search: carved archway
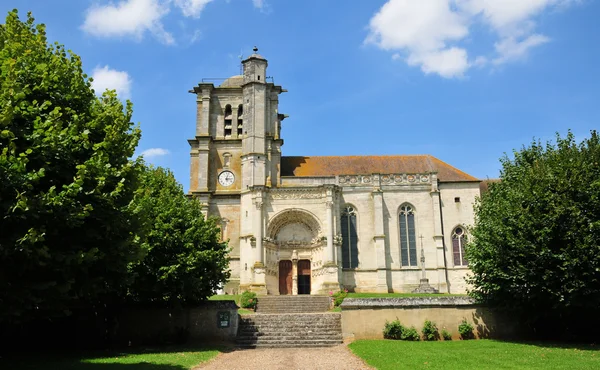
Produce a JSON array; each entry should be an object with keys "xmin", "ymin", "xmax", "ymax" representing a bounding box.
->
[{"xmin": 267, "ymin": 209, "xmax": 322, "ymax": 243}]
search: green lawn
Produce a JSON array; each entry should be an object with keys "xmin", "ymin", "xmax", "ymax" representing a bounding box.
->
[
  {"xmin": 1, "ymin": 346, "xmax": 220, "ymax": 370},
  {"xmin": 349, "ymin": 339, "xmax": 599, "ymax": 370},
  {"xmin": 208, "ymin": 294, "xmax": 241, "ymax": 304}
]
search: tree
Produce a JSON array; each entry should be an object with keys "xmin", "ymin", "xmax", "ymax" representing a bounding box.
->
[
  {"xmin": 0, "ymin": 11, "xmax": 143, "ymax": 324},
  {"xmin": 466, "ymin": 131, "xmax": 600, "ymax": 338},
  {"xmin": 127, "ymin": 165, "xmax": 230, "ymax": 305}
]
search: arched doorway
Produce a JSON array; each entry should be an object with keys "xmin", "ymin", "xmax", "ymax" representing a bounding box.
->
[
  {"xmin": 279, "ymin": 260, "xmax": 292, "ymax": 295},
  {"xmin": 297, "ymin": 259, "xmax": 311, "ymax": 295}
]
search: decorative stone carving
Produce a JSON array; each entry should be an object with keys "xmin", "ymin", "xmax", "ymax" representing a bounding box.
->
[
  {"xmin": 337, "ymin": 173, "xmax": 432, "ymax": 186},
  {"xmin": 270, "ymin": 189, "xmax": 324, "ymax": 200}
]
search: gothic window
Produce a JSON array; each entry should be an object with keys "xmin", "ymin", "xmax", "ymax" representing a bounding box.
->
[
  {"xmin": 237, "ymin": 104, "xmax": 243, "ymax": 136},
  {"xmin": 224, "ymin": 104, "xmax": 232, "ymax": 137},
  {"xmin": 452, "ymin": 226, "xmax": 468, "ymax": 266},
  {"xmin": 399, "ymin": 204, "xmax": 417, "ymax": 267},
  {"xmin": 341, "ymin": 205, "xmax": 358, "ymax": 269}
]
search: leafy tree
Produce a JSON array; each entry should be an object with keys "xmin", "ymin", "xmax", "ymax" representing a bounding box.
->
[
  {"xmin": 467, "ymin": 131, "xmax": 600, "ymax": 338},
  {"xmin": 0, "ymin": 11, "xmax": 143, "ymax": 323},
  {"xmin": 127, "ymin": 166, "xmax": 230, "ymax": 305}
]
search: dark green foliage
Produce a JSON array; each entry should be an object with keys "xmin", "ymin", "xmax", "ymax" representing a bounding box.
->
[
  {"xmin": 332, "ymin": 289, "xmax": 348, "ymax": 307},
  {"xmin": 127, "ymin": 166, "xmax": 230, "ymax": 305},
  {"xmin": 422, "ymin": 320, "xmax": 440, "ymax": 341},
  {"xmin": 458, "ymin": 319, "xmax": 474, "ymax": 340},
  {"xmin": 383, "ymin": 320, "xmax": 404, "ymax": 340},
  {"xmin": 401, "ymin": 326, "xmax": 420, "ymax": 341},
  {"xmin": 441, "ymin": 329, "xmax": 452, "ymax": 340},
  {"xmin": 0, "ymin": 10, "xmax": 143, "ymax": 324},
  {"xmin": 466, "ymin": 131, "xmax": 600, "ymax": 338},
  {"xmin": 240, "ymin": 291, "xmax": 257, "ymax": 310},
  {"xmin": 383, "ymin": 320, "xmax": 419, "ymax": 341}
]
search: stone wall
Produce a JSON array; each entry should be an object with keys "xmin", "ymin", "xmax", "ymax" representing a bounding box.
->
[
  {"xmin": 340, "ymin": 297, "xmax": 517, "ymax": 340},
  {"xmin": 116, "ymin": 301, "xmax": 239, "ymax": 345}
]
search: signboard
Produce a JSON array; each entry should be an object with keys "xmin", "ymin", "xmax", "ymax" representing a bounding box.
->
[{"xmin": 217, "ymin": 311, "xmax": 230, "ymax": 328}]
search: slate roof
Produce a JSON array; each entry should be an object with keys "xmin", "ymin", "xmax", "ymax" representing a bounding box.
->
[{"xmin": 280, "ymin": 155, "xmax": 479, "ymax": 183}]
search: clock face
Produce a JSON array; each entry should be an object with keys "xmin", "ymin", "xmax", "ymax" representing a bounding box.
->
[{"xmin": 218, "ymin": 171, "xmax": 235, "ymax": 187}]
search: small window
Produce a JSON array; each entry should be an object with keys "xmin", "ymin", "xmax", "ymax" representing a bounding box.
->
[
  {"xmin": 257, "ymin": 75, "xmax": 261, "ymax": 80},
  {"xmin": 452, "ymin": 227, "xmax": 468, "ymax": 266},
  {"xmin": 455, "ymin": 197, "xmax": 461, "ymax": 203},
  {"xmin": 224, "ymin": 105, "xmax": 232, "ymax": 137}
]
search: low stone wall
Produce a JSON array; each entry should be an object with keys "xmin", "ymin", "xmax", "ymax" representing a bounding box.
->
[
  {"xmin": 340, "ymin": 297, "xmax": 517, "ymax": 340},
  {"xmin": 116, "ymin": 301, "xmax": 239, "ymax": 345}
]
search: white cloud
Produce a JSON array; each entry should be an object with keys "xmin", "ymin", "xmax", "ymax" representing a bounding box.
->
[
  {"xmin": 82, "ymin": 0, "xmax": 173, "ymax": 44},
  {"xmin": 140, "ymin": 148, "xmax": 170, "ymax": 158},
  {"xmin": 82, "ymin": 0, "xmax": 266, "ymax": 43},
  {"xmin": 493, "ymin": 34, "xmax": 550, "ymax": 65},
  {"xmin": 174, "ymin": 0, "xmax": 214, "ymax": 18},
  {"xmin": 366, "ymin": 0, "xmax": 576, "ymax": 78},
  {"xmin": 91, "ymin": 66, "xmax": 132, "ymax": 99}
]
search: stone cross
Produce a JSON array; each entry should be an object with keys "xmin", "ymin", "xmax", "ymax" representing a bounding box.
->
[{"xmin": 419, "ymin": 235, "xmax": 426, "ymax": 280}]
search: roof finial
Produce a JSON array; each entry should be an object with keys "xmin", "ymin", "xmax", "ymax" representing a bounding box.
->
[{"xmin": 253, "ymin": 46, "xmax": 258, "ymax": 53}]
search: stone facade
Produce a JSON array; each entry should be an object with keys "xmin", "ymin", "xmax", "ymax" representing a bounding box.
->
[{"xmin": 188, "ymin": 49, "xmax": 480, "ymax": 295}]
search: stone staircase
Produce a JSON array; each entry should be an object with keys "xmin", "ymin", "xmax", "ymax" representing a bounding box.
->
[
  {"xmin": 237, "ymin": 296, "xmax": 342, "ymax": 348},
  {"xmin": 256, "ymin": 295, "xmax": 331, "ymax": 314}
]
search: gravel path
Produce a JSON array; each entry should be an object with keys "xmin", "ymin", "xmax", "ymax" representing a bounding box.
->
[{"xmin": 194, "ymin": 345, "xmax": 372, "ymax": 370}]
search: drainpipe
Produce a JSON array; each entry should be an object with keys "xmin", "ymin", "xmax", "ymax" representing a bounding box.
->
[{"xmin": 438, "ymin": 191, "xmax": 451, "ymax": 294}]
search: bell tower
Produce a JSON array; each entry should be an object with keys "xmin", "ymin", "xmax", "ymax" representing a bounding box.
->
[{"xmin": 241, "ymin": 47, "xmax": 269, "ymax": 187}]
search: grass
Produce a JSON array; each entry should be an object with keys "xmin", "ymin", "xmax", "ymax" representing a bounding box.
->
[
  {"xmin": 1, "ymin": 345, "xmax": 221, "ymax": 370},
  {"xmin": 208, "ymin": 294, "xmax": 241, "ymax": 305},
  {"xmin": 349, "ymin": 339, "xmax": 600, "ymax": 370}
]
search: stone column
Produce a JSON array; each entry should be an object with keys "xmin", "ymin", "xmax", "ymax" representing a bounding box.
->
[
  {"xmin": 254, "ymin": 200, "xmax": 264, "ymax": 266},
  {"xmin": 292, "ymin": 251, "xmax": 298, "ymax": 296},
  {"xmin": 252, "ymin": 198, "xmax": 267, "ymax": 294},
  {"xmin": 430, "ymin": 173, "xmax": 449, "ymax": 293},
  {"xmin": 231, "ymin": 106, "xmax": 239, "ymax": 139},
  {"xmin": 326, "ymin": 201, "xmax": 335, "ymax": 264},
  {"xmin": 372, "ymin": 188, "xmax": 388, "ymax": 293}
]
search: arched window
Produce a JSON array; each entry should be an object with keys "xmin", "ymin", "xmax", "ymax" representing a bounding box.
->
[
  {"xmin": 237, "ymin": 104, "xmax": 243, "ymax": 136},
  {"xmin": 452, "ymin": 226, "xmax": 468, "ymax": 266},
  {"xmin": 399, "ymin": 204, "xmax": 417, "ymax": 267},
  {"xmin": 341, "ymin": 205, "xmax": 358, "ymax": 269},
  {"xmin": 224, "ymin": 105, "xmax": 232, "ymax": 137}
]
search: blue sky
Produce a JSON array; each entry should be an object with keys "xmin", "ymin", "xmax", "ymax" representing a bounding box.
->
[{"xmin": 3, "ymin": 0, "xmax": 599, "ymax": 190}]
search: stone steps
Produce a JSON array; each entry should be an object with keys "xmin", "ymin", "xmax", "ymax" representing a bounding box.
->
[
  {"xmin": 237, "ymin": 312, "xmax": 343, "ymax": 348},
  {"xmin": 256, "ymin": 295, "xmax": 331, "ymax": 314}
]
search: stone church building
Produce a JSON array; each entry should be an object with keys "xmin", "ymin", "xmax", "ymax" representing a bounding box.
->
[{"xmin": 188, "ymin": 49, "xmax": 480, "ymax": 295}]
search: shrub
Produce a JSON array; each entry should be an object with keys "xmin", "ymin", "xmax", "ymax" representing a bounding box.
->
[
  {"xmin": 240, "ymin": 291, "xmax": 257, "ymax": 310},
  {"xmin": 441, "ymin": 328, "xmax": 452, "ymax": 341},
  {"xmin": 422, "ymin": 320, "xmax": 440, "ymax": 341},
  {"xmin": 458, "ymin": 319, "xmax": 475, "ymax": 340},
  {"xmin": 383, "ymin": 320, "xmax": 404, "ymax": 340},
  {"xmin": 401, "ymin": 326, "xmax": 421, "ymax": 341},
  {"xmin": 331, "ymin": 289, "xmax": 348, "ymax": 307}
]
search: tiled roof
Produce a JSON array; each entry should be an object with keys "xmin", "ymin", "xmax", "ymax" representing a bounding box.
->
[{"xmin": 280, "ymin": 155, "xmax": 479, "ymax": 183}]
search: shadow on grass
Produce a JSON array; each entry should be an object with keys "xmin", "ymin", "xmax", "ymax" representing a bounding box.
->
[
  {"xmin": 493, "ymin": 340, "xmax": 600, "ymax": 352},
  {"xmin": 1, "ymin": 344, "xmax": 232, "ymax": 370}
]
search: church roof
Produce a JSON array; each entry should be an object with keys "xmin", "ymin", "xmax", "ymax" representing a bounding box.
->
[
  {"xmin": 280, "ymin": 155, "xmax": 479, "ymax": 182},
  {"xmin": 219, "ymin": 75, "xmax": 244, "ymax": 88}
]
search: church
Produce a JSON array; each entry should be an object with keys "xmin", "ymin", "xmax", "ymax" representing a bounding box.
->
[{"xmin": 187, "ymin": 49, "xmax": 480, "ymax": 295}]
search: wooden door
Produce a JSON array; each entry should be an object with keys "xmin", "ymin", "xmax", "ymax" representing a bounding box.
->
[
  {"xmin": 279, "ymin": 260, "xmax": 293, "ymax": 295},
  {"xmin": 297, "ymin": 260, "xmax": 311, "ymax": 295}
]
